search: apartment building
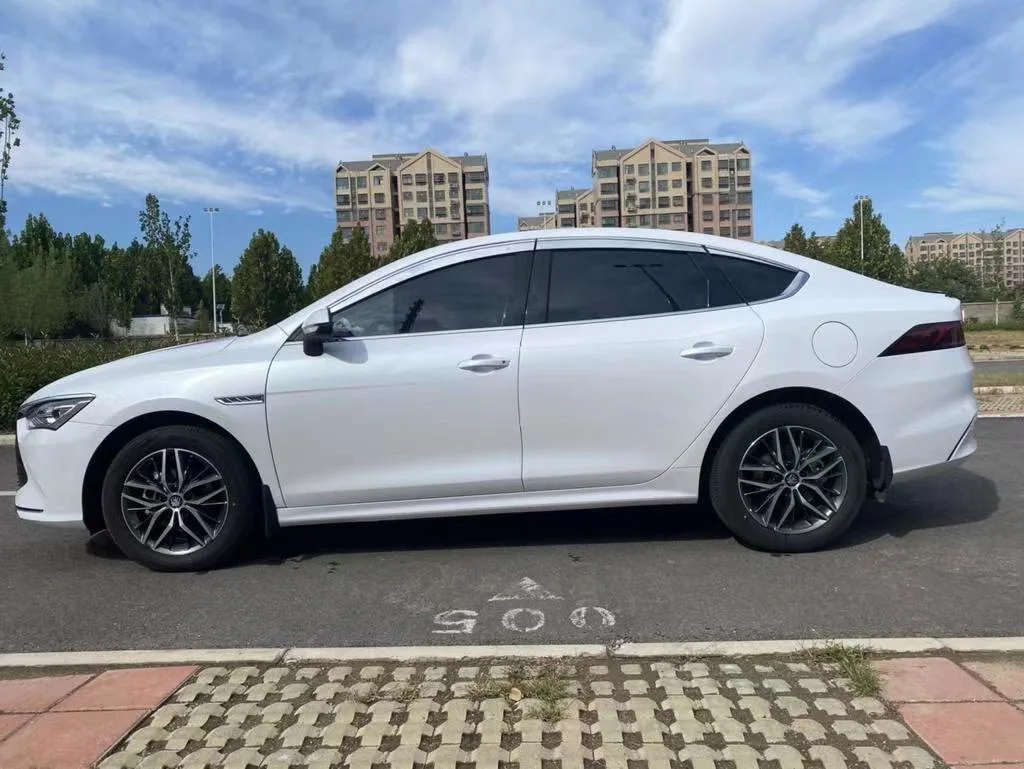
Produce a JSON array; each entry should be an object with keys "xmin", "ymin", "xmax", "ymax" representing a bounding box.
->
[
  {"xmin": 334, "ymin": 148, "xmax": 490, "ymax": 256},
  {"xmin": 524, "ymin": 138, "xmax": 754, "ymax": 240},
  {"xmin": 906, "ymin": 228, "xmax": 1024, "ymax": 286},
  {"xmin": 516, "ymin": 212, "xmax": 558, "ymax": 231}
]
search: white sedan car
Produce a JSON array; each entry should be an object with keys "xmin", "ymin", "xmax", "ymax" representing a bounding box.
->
[{"xmin": 15, "ymin": 229, "xmax": 977, "ymax": 571}]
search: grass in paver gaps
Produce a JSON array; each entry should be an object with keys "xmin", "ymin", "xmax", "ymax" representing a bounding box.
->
[
  {"xmin": 466, "ymin": 661, "xmax": 572, "ymax": 723},
  {"xmin": 806, "ymin": 642, "xmax": 881, "ymax": 697}
]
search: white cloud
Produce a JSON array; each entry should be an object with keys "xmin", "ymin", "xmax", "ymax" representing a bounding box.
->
[{"xmin": 762, "ymin": 170, "xmax": 835, "ymax": 219}]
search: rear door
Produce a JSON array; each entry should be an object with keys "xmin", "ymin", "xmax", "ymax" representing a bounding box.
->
[{"xmin": 517, "ymin": 239, "xmax": 766, "ymax": 491}]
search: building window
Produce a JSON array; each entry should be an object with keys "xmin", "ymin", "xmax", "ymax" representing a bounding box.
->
[
  {"xmin": 702, "ymin": 193, "xmax": 713, "ymax": 205},
  {"xmin": 638, "ymin": 163, "xmax": 650, "ymax": 175},
  {"xmin": 720, "ymin": 227, "xmax": 732, "ymax": 237},
  {"xmin": 702, "ymin": 178, "xmax": 713, "ymax": 188},
  {"xmin": 373, "ymin": 175, "xmax": 384, "ymax": 186},
  {"xmin": 466, "ymin": 171, "xmax": 487, "ymax": 184},
  {"xmin": 639, "ymin": 181, "xmax": 650, "ymax": 193},
  {"xmin": 468, "ymin": 221, "xmax": 486, "ymax": 233},
  {"xmin": 413, "ymin": 191, "xmax": 426, "ymax": 203},
  {"xmin": 450, "ymin": 188, "xmax": 460, "ymax": 201},
  {"xmin": 466, "ymin": 204, "xmax": 486, "ymax": 217},
  {"xmin": 401, "ymin": 174, "xmax": 413, "ymax": 185},
  {"xmin": 720, "ymin": 210, "xmax": 731, "ymax": 221},
  {"xmin": 403, "ymin": 207, "xmax": 413, "ymax": 219},
  {"xmin": 701, "ymin": 160, "xmax": 712, "ymax": 171},
  {"xmin": 737, "ymin": 209, "xmax": 751, "ymax": 220},
  {"xmin": 466, "ymin": 188, "xmax": 484, "ymax": 200},
  {"xmin": 671, "ymin": 161, "xmax": 682, "ymax": 172},
  {"xmin": 558, "ymin": 203, "xmax": 575, "ymax": 214},
  {"xmin": 596, "ymin": 166, "xmax": 617, "ymax": 179},
  {"xmin": 658, "ymin": 214, "xmax": 671, "ymax": 224},
  {"xmin": 600, "ymin": 182, "xmax": 618, "ymax": 195},
  {"xmin": 672, "ymin": 178, "xmax": 682, "ymax": 189},
  {"xmin": 435, "ymin": 223, "xmax": 448, "ymax": 235},
  {"xmin": 358, "ymin": 209, "xmax": 369, "ymax": 221},
  {"xmin": 624, "ymin": 164, "xmax": 635, "ymax": 175},
  {"xmin": 435, "ymin": 206, "xmax": 447, "ymax": 218},
  {"xmin": 336, "ymin": 194, "xmax": 350, "ymax": 206},
  {"xmin": 580, "ymin": 214, "xmax": 589, "ymax": 224},
  {"xmin": 737, "ymin": 158, "xmax": 751, "ymax": 170},
  {"xmin": 337, "ymin": 210, "xmax": 352, "ymax": 222},
  {"xmin": 737, "ymin": 175, "xmax": 751, "ymax": 186},
  {"xmin": 356, "ymin": 176, "xmax": 367, "ymax": 188},
  {"xmin": 435, "ymin": 190, "xmax": 445, "ymax": 202},
  {"xmin": 375, "ymin": 225, "xmax": 386, "ymax": 236},
  {"xmin": 719, "ymin": 192, "xmax": 732, "ymax": 204},
  {"xmin": 672, "ymin": 213, "xmax": 684, "ymax": 223},
  {"xmin": 434, "ymin": 173, "xmax": 445, "ymax": 184},
  {"xmin": 639, "ymin": 215, "xmax": 651, "ymax": 226},
  {"xmin": 738, "ymin": 225, "xmax": 752, "ymax": 237},
  {"xmin": 417, "ymin": 207, "xmax": 428, "ymax": 219},
  {"xmin": 375, "ymin": 209, "xmax": 386, "ymax": 221},
  {"xmin": 415, "ymin": 173, "xmax": 427, "ymax": 185},
  {"xmin": 738, "ymin": 191, "xmax": 752, "ymax": 204},
  {"xmin": 452, "ymin": 225, "xmax": 463, "ymax": 237},
  {"xmin": 335, "ymin": 177, "xmax": 348, "ymax": 189},
  {"xmin": 451, "ymin": 203, "xmax": 460, "ymax": 218},
  {"xmin": 719, "ymin": 160, "xmax": 730, "ymax": 171},
  {"xmin": 374, "ymin": 193, "xmax": 385, "ymax": 204},
  {"xmin": 672, "ymin": 196, "xmax": 684, "ymax": 207},
  {"xmin": 341, "ymin": 228, "xmax": 353, "ymax": 239},
  {"xmin": 639, "ymin": 197, "xmax": 651, "ymax": 209},
  {"xmin": 357, "ymin": 193, "xmax": 369, "ymax": 205},
  {"xmin": 601, "ymin": 216, "xmax": 617, "ymax": 227},
  {"xmin": 657, "ymin": 180, "xmax": 668, "ymax": 192},
  {"xmin": 559, "ymin": 217, "xmax": 573, "ymax": 227},
  {"xmin": 448, "ymin": 172, "xmax": 459, "ymax": 184},
  {"xmin": 626, "ymin": 216, "xmax": 636, "ymax": 226},
  {"xmin": 601, "ymin": 199, "xmax": 618, "ymax": 211},
  {"xmin": 703, "ymin": 227, "xmax": 713, "ymax": 234},
  {"xmin": 658, "ymin": 197, "xmax": 670, "ymax": 209},
  {"xmin": 703, "ymin": 211, "xmax": 713, "ymax": 221},
  {"xmin": 719, "ymin": 178, "xmax": 731, "ymax": 189},
  {"xmin": 656, "ymin": 162, "xmax": 668, "ymax": 175},
  {"xmin": 402, "ymin": 191, "xmax": 413, "ymax": 201}
]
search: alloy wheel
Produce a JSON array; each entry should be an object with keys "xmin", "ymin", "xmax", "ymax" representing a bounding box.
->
[
  {"xmin": 736, "ymin": 425, "xmax": 848, "ymax": 534},
  {"xmin": 120, "ymin": 448, "xmax": 230, "ymax": 555}
]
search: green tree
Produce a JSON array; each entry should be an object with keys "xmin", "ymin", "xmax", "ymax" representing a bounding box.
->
[
  {"xmin": 138, "ymin": 194, "xmax": 196, "ymax": 341},
  {"xmin": 782, "ymin": 223, "xmax": 809, "ymax": 256},
  {"xmin": 977, "ymin": 221, "xmax": 1007, "ymax": 297},
  {"xmin": 231, "ymin": 229, "xmax": 304, "ymax": 330},
  {"xmin": 103, "ymin": 240, "xmax": 145, "ymax": 330},
  {"xmin": 201, "ymin": 265, "xmax": 232, "ymax": 326},
  {"xmin": 385, "ymin": 219, "xmax": 438, "ymax": 264},
  {"xmin": 907, "ymin": 257, "xmax": 985, "ymax": 302},
  {"xmin": 0, "ymin": 52, "xmax": 21, "ymax": 234},
  {"xmin": 828, "ymin": 197, "xmax": 908, "ymax": 285},
  {"xmin": 0, "ymin": 248, "xmax": 72, "ymax": 341},
  {"xmin": 308, "ymin": 225, "xmax": 375, "ymax": 300}
]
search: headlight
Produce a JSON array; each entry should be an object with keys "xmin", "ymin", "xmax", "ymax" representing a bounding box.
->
[{"xmin": 18, "ymin": 395, "xmax": 95, "ymax": 430}]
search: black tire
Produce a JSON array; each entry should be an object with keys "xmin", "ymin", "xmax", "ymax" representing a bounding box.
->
[
  {"xmin": 100, "ymin": 425, "xmax": 257, "ymax": 572},
  {"xmin": 708, "ymin": 402, "xmax": 867, "ymax": 552}
]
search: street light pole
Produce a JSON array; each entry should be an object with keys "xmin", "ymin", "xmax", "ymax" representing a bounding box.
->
[
  {"xmin": 203, "ymin": 207, "xmax": 219, "ymax": 333},
  {"xmin": 855, "ymin": 195, "xmax": 869, "ymax": 269}
]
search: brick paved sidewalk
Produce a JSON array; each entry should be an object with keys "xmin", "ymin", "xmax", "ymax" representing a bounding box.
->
[
  {"xmin": 1, "ymin": 654, "xmax": 1023, "ymax": 768},
  {"xmin": 977, "ymin": 391, "xmax": 1024, "ymax": 414}
]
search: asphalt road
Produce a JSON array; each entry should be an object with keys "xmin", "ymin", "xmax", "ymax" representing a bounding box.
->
[
  {"xmin": 975, "ymin": 358, "xmax": 1024, "ymax": 373},
  {"xmin": 2, "ymin": 419, "xmax": 1023, "ymax": 653}
]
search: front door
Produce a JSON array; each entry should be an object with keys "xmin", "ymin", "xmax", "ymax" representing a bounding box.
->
[
  {"xmin": 518, "ymin": 240, "xmax": 765, "ymax": 491},
  {"xmin": 265, "ymin": 243, "xmax": 534, "ymax": 508}
]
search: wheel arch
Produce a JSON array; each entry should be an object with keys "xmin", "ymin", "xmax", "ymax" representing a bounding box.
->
[
  {"xmin": 81, "ymin": 410, "xmax": 265, "ymax": 534},
  {"xmin": 698, "ymin": 386, "xmax": 883, "ymax": 503}
]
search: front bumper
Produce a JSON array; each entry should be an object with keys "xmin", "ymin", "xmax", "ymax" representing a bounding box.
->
[{"xmin": 15, "ymin": 418, "xmax": 111, "ymax": 529}]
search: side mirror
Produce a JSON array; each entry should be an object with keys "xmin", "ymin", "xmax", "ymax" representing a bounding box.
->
[{"xmin": 301, "ymin": 308, "xmax": 334, "ymax": 357}]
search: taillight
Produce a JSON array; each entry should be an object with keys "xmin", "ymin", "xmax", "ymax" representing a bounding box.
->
[{"xmin": 879, "ymin": 321, "xmax": 966, "ymax": 357}]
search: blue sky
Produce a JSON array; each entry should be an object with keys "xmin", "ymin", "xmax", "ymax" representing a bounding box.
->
[{"xmin": 2, "ymin": 0, "xmax": 1023, "ymax": 278}]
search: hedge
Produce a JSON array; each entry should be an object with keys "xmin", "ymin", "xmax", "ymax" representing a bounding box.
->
[{"xmin": 0, "ymin": 339, "xmax": 178, "ymax": 429}]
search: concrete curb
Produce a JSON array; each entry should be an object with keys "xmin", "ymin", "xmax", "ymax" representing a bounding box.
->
[
  {"xmin": 1, "ymin": 638, "xmax": 1023, "ymax": 668},
  {"xmin": 0, "ymin": 434, "xmax": 12, "ymax": 446},
  {"xmin": 978, "ymin": 412, "xmax": 1024, "ymax": 419},
  {"xmin": 975, "ymin": 385, "xmax": 1024, "ymax": 394}
]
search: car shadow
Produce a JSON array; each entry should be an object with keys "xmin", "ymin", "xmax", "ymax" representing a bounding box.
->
[{"xmin": 83, "ymin": 466, "xmax": 1000, "ymax": 567}]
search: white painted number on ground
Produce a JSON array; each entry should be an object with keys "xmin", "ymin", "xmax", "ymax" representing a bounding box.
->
[
  {"xmin": 432, "ymin": 576, "xmax": 616, "ymax": 635},
  {"xmin": 570, "ymin": 606, "xmax": 616, "ymax": 628},
  {"xmin": 432, "ymin": 609, "xmax": 478, "ymax": 634},
  {"xmin": 501, "ymin": 607, "xmax": 545, "ymax": 633}
]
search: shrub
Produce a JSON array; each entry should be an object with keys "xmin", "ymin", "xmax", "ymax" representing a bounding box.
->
[{"xmin": 0, "ymin": 338, "xmax": 178, "ymax": 429}]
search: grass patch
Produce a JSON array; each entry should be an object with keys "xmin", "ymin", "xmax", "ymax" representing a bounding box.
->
[
  {"xmin": 806, "ymin": 642, "xmax": 880, "ymax": 697},
  {"xmin": 466, "ymin": 661, "xmax": 571, "ymax": 721},
  {"xmin": 974, "ymin": 370, "xmax": 1024, "ymax": 387},
  {"xmin": 966, "ymin": 328, "xmax": 1024, "ymax": 350}
]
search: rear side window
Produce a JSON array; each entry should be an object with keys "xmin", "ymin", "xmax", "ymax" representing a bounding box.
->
[
  {"xmin": 539, "ymin": 247, "xmax": 743, "ymax": 324},
  {"xmin": 708, "ymin": 253, "xmax": 798, "ymax": 303}
]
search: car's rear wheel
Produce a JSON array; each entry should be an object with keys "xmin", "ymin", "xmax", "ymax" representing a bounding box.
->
[
  {"xmin": 708, "ymin": 402, "xmax": 867, "ymax": 552},
  {"xmin": 100, "ymin": 425, "xmax": 256, "ymax": 571}
]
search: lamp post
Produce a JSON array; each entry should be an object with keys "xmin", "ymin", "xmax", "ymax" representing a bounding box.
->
[
  {"xmin": 855, "ymin": 195, "xmax": 869, "ymax": 269},
  {"xmin": 203, "ymin": 207, "xmax": 219, "ymax": 333}
]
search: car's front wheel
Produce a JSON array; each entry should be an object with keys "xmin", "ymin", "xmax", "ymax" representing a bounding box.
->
[
  {"xmin": 100, "ymin": 425, "xmax": 256, "ymax": 571},
  {"xmin": 708, "ymin": 402, "xmax": 867, "ymax": 552}
]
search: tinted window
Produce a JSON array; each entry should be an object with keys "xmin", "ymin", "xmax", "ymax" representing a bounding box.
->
[
  {"xmin": 543, "ymin": 248, "xmax": 742, "ymax": 324},
  {"xmin": 709, "ymin": 253, "xmax": 798, "ymax": 303},
  {"xmin": 333, "ymin": 252, "xmax": 529, "ymax": 337}
]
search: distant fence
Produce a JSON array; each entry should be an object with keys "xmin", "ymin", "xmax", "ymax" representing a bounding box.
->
[{"xmin": 962, "ymin": 301, "xmax": 1017, "ymax": 324}]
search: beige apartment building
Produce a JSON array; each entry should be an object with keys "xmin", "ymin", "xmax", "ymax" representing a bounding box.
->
[
  {"xmin": 334, "ymin": 148, "xmax": 490, "ymax": 256},
  {"xmin": 905, "ymin": 228, "xmax": 1024, "ymax": 286},
  {"xmin": 516, "ymin": 212, "xmax": 558, "ymax": 231},
  {"xmin": 525, "ymin": 138, "xmax": 754, "ymax": 240}
]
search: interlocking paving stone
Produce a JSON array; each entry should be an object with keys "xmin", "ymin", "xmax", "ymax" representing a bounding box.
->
[{"xmin": 99, "ymin": 658, "xmax": 942, "ymax": 768}]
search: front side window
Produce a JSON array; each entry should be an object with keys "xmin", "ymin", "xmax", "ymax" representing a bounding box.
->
[
  {"xmin": 540, "ymin": 248, "xmax": 742, "ymax": 324},
  {"xmin": 333, "ymin": 252, "xmax": 529, "ymax": 338}
]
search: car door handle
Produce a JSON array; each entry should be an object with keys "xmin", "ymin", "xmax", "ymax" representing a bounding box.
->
[
  {"xmin": 458, "ymin": 355, "xmax": 510, "ymax": 372},
  {"xmin": 680, "ymin": 343, "xmax": 734, "ymax": 361}
]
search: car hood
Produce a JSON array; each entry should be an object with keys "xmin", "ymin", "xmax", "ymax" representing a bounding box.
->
[{"xmin": 24, "ymin": 338, "xmax": 238, "ymax": 405}]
